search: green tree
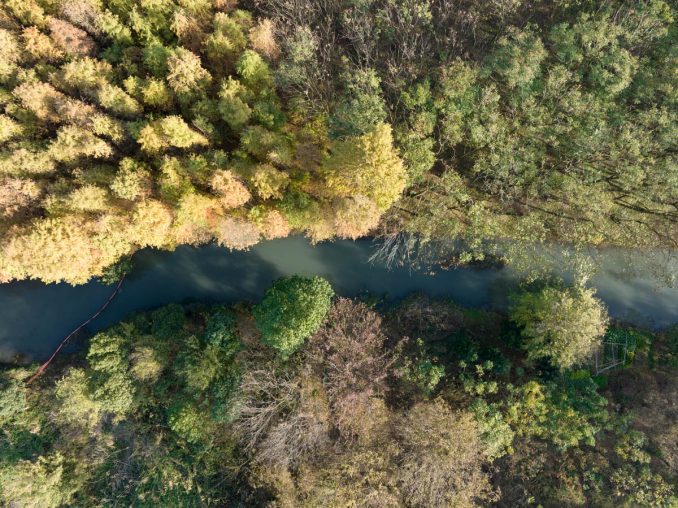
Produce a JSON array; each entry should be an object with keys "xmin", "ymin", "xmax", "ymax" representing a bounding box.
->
[
  {"xmin": 482, "ymin": 27, "xmax": 546, "ymax": 89},
  {"xmin": 395, "ymin": 80, "xmax": 437, "ymax": 181},
  {"xmin": 329, "ymin": 67, "xmax": 386, "ymax": 138},
  {"xmin": 254, "ymin": 276, "xmax": 334, "ymax": 357},
  {"xmin": 0, "ymin": 453, "xmax": 79, "ymax": 508},
  {"xmin": 150, "ymin": 303, "xmax": 186, "ymax": 340},
  {"xmin": 236, "ymin": 49, "xmax": 273, "ymax": 92},
  {"xmin": 511, "ymin": 285, "xmax": 608, "ymax": 369},
  {"xmin": 218, "ymin": 77, "xmax": 252, "ymax": 131},
  {"xmin": 505, "ymin": 375, "xmax": 609, "ymax": 451},
  {"xmin": 86, "ymin": 327, "xmax": 136, "ymax": 415}
]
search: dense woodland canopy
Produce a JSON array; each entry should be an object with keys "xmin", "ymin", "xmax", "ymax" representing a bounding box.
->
[
  {"xmin": 0, "ymin": 0, "xmax": 675, "ymax": 283},
  {"xmin": 0, "ymin": 277, "xmax": 676, "ymax": 506},
  {"xmin": 0, "ymin": 0, "xmax": 406, "ymax": 283},
  {"xmin": 0, "ymin": 0, "xmax": 676, "ymax": 505},
  {"xmin": 263, "ymin": 0, "xmax": 678, "ymax": 259}
]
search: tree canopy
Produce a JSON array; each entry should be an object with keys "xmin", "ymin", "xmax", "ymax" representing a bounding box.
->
[
  {"xmin": 254, "ymin": 275, "xmax": 334, "ymax": 357},
  {"xmin": 0, "ymin": 0, "xmax": 406, "ymax": 283},
  {"xmin": 1, "ymin": 279, "xmax": 675, "ymax": 507},
  {"xmin": 511, "ymin": 285, "xmax": 609, "ymax": 369}
]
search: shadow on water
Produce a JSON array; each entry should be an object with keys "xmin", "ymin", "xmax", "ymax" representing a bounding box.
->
[{"xmin": 0, "ymin": 236, "xmax": 676, "ymax": 362}]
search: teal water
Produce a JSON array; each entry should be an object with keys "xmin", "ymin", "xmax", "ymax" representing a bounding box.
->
[{"xmin": 0, "ymin": 237, "xmax": 676, "ymax": 361}]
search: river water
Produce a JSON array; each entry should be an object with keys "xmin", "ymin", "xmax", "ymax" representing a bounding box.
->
[{"xmin": 0, "ymin": 237, "xmax": 676, "ymax": 362}]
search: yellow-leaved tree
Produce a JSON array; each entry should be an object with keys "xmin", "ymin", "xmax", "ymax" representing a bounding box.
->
[{"xmin": 323, "ymin": 123, "xmax": 406, "ymax": 212}]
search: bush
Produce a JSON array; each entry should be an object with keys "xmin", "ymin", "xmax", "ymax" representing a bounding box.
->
[
  {"xmin": 167, "ymin": 401, "xmax": 213, "ymax": 444},
  {"xmin": 203, "ymin": 307, "xmax": 238, "ymax": 350}
]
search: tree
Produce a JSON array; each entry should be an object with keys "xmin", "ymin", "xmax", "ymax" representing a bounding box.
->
[
  {"xmin": 395, "ymin": 80, "xmax": 437, "ymax": 181},
  {"xmin": 166, "ymin": 47, "xmax": 212, "ymax": 96},
  {"xmin": 86, "ymin": 327, "xmax": 136, "ymax": 415},
  {"xmin": 48, "ymin": 18, "xmax": 95, "ymax": 57},
  {"xmin": 204, "ymin": 12, "xmax": 249, "ymax": 70},
  {"xmin": 21, "ymin": 27, "xmax": 63, "ymax": 62},
  {"xmin": 140, "ymin": 78, "xmax": 173, "ymax": 110},
  {"xmin": 323, "ymin": 123, "xmax": 406, "ymax": 212},
  {"xmin": 111, "ymin": 158, "xmax": 152, "ymax": 201},
  {"xmin": 48, "ymin": 126, "xmax": 113, "ymax": 163},
  {"xmin": 397, "ymin": 400, "xmax": 495, "ymax": 507},
  {"xmin": 611, "ymin": 465, "xmax": 677, "ymax": 507},
  {"xmin": 307, "ymin": 298, "xmax": 394, "ymax": 442},
  {"xmin": 254, "ymin": 276, "xmax": 334, "ymax": 358},
  {"xmin": 248, "ymin": 207, "xmax": 290, "ymax": 239},
  {"xmin": 0, "ymin": 177, "xmax": 40, "ymax": 219},
  {"xmin": 239, "ymin": 125, "xmax": 292, "ymax": 165},
  {"xmin": 55, "ymin": 368, "xmax": 102, "ymax": 429},
  {"xmin": 0, "ymin": 115, "xmax": 22, "ymax": 143},
  {"xmin": 249, "ymin": 19, "xmax": 280, "ymax": 59},
  {"xmin": 510, "ymin": 285, "xmax": 608, "ymax": 369},
  {"xmin": 213, "ymin": 216, "xmax": 261, "ymax": 250},
  {"xmin": 65, "ymin": 185, "xmax": 110, "ymax": 212},
  {"xmin": 137, "ymin": 116, "xmax": 208, "ymax": 153},
  {"xmin": 171, "ymin": 192, "xmax": 221, "ymax": 245},
  {"xmin": 150, "ymin": 303, "xmax": 186, "ymax": 340},
  {"xmin": 329, "ymin": 67, "xmax": 386, "ymax": 138},
  {"xmin": 250, "ymin": 163, "xmax": 289, "ymax": 199},
  {"xmin": 129, "ymin": 199, "xmax": 173, "ymax": 248},
  {"xmin": 504, "ymin": 376, "xmax": 609, "ymax": 451},
  {"xmin": 209, "ymin": 169, "xmax": 251, "ymax": 209},
  {"xmin": 0, "ymin": 214, "xmax": 131, "ymax": 284},
  {"xmin": 167, "ymin": 402, "xmax": 214, "ymax": 444},
  {"xmin": 0, "ymin": 453, "xmax": 79, "ymax": 508},
  {"xmin": 332, "ymin": 195, "xmax": 381, "ymax": 240},
  {"xmin": 218, "ymin": 78, "xmax": 252, "ymax": 131},
  {"xmin": 0, "ymin": 29, "xmax": 20, "ymax": 80},
  {"xmin": 482, "ymin": 27, "xmax": 546, "ymax": 89},
  {"xmin": 236, "ymin": 49, "xmax": 273, "ymax": 92}
]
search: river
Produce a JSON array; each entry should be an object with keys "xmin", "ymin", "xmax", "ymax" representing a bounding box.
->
[{"xmin": 0, "ymin": 237, "xmax": 677, "ymax": 362}]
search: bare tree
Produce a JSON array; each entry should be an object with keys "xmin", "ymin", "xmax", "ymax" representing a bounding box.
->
[
  {"xmin": 232, "ymin": 367, "xmax": 330, "ymax": 468},
  {"xmin": 397, "ymin": 399, "xmax": 496, "ymax": 507},
  {"xmin": 307, "ymin": 298, "xmax": 397, "ymax": 441}
]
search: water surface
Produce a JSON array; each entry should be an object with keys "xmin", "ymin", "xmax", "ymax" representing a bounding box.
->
[{"xmin": 0, "ymin": 237, "xmax": 676, "ymax": 361}]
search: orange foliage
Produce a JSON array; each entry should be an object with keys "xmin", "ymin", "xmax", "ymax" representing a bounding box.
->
[
  {"xmin": 214, "ymin": 216, "xmax": 260, "ymax": 250},
  {"xmin": 249, "ymin": 19, "xmax": 280, "ymax": 59},
  {"xmin": 48, "ymin": 18, "xmax": 96, "ymax": 57},
  {"xmin": 210, "ymin": 169, "xmax": 251, "ymax": 209},
  {"xmin": 251, "ymin": 208, "xmax": 290, "ymax": 239},
  {"xmin": 0, "ymin": 177, "xmax": 41, "ymax": 218},
  {"xmin": 333, "ymin": 195, "xmax": 380, "ymax": 240}
]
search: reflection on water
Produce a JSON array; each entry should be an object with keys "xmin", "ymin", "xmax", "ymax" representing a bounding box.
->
[{"xmin": 0, "ymin": 237, "xmax": 676, "ymax": 362}]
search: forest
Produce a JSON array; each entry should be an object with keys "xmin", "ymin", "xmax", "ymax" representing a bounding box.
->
[
  {"xmin": 1, "ymin": 276, "xmax": 676, "ymax": 506},
  {"xmin": 0, "ymin": 0, "xmax": 675, "ymax": 283},
  {"xmin": 0, "ymin": 0, "xmax": 676, "ymax": 505}
]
